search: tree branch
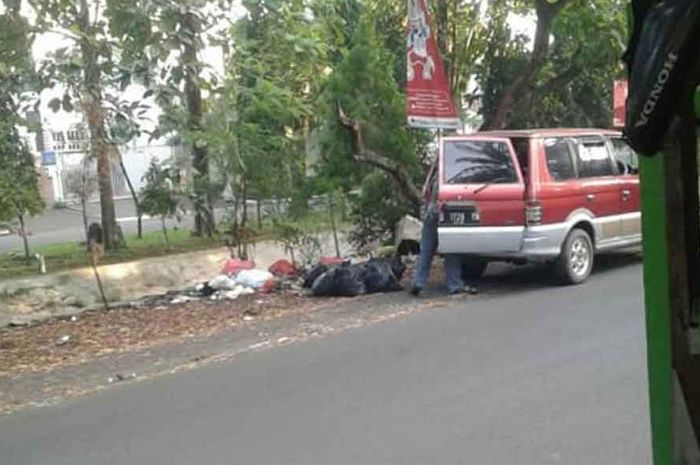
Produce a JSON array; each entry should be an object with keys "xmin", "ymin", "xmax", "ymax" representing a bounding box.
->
[
  {"xmin": 482, "ymin": 0, "xmax": 574, "ymax": 130},
  {"xmin": 337, "ymin": 104, "xmax": 422, "ymax": 207}
]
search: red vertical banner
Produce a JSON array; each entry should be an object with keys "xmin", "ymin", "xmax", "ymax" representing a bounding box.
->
[
  {"xmin": 613, "ymin": 79, "xmax": 628, "ymax": 128},
  {"xmin": 406, "ymin": 0, "xmax": 460, "ymax": 130}
]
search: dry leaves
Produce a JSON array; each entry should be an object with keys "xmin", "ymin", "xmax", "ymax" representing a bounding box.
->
[{"xmin": 0, "ymin": 292, "xmax": 321, "ymax": 376}]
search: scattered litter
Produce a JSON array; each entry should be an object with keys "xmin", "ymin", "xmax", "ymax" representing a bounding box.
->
[
  {"xmin": 221, "ymin": 259, "xmax": 255, "ymax": 276},
  {"xmin": 70, "ymin": 316, "xmax": 79, "ymax": 322},
  {"xmin": 8, "ymin": 319, "xmax": 30, "ymax": 327},
  {"xmin": 55, "ymin": 335, "xmax": 71, "ymax": 346},
  {"xmin": 277, "ymin": 337, "xmax": 291, "ymax": 344},
  {"xmin": 209, "ymin": 275, "xmax": 238, "ymax": 291},
  {"xmin": 193, "ymin": 282, "xmax": 216, "ymax": 298},
  {"xmin": 269, "ymin": 259, "xmax": 297, "ymax": 277},
  {"xmin": 108, "ymin": 373, "xmax": 136, "ymax": 384},
  {"xmin": 235, "ymin": 269, "xmax": 274, "ymax": 289},
  {"xmin": 171, "ymin": 295, "xmax": 198, "ymax": 305},
  {"xmin": 243, "ymin": 315, "xmax": 255, "ymax": 321},
  {"xmin": 215, "ymin": 286, "xmax": 254, "ymax": 301},
  {"xmin": 248, "ymin": 340, "xmax": 271, "ymax": 350}
]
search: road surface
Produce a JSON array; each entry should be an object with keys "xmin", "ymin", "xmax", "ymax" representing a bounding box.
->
[
  {"xmin": 0, "ymin": 199, "xmax": 232, "ymax": 252},
  {"xmin": 0, "ymin": 259, "xmax": 651, "ymax": 464}
]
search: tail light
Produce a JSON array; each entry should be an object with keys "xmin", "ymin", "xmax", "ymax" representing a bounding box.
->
[{"xmin": 525, "ymin": 201, "xmax": 542, "ymax": 226}]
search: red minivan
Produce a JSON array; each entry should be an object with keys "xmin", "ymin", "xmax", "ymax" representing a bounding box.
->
[{"xmin": 434, "ymin": 129, "xmax": 640, "ymax": 284}]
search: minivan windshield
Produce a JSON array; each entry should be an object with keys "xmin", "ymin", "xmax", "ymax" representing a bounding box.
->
[{"xmin": 443, "ymin": 140, "xmax": 518, "ymax": 185}]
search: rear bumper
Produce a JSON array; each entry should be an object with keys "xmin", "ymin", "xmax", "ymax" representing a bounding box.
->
[{"xmin": 437, "ymin": 223, "xmax": 568, "ymax": 259}]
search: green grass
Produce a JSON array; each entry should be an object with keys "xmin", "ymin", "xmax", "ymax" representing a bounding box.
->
[{"xmin": 0, "ymin": 212, "xmax": 346, "ymax": 281}]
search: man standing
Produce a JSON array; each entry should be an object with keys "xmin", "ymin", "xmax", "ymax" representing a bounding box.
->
[{"xmin": 409, "ymin": 165, "xmax": 475, "ymax": 296}]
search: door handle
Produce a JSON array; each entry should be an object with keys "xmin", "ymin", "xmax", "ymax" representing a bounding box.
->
[
  {"xmin": 586, "ymin": 194, "xmax": 595, "ymax": 202},
  {"xmin": 622, "ymin": 189, "xmax": 631, "ymax": 201}
]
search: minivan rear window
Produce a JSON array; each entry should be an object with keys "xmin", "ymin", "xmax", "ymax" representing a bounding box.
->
[{"xmin": 443, "ymin": 140, "xmax": 517, "ymax": 185}]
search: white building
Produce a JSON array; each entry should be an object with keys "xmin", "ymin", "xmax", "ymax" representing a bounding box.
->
[{"xmin": 35, "ymin": 119, "xmax": 178, "ymax": 204}]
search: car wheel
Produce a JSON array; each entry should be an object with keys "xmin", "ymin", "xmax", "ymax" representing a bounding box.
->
[
  {"xmin": 556, "ymin": 229, "xmax": 594, "ymax": 285},
  {"xmin": 461, "ymin": 258, "xmax": 488, "ymax": 281}
]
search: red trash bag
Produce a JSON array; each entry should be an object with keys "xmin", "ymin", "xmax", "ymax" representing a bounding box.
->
[
  {"xmin": 318, "ymin": 256, "xmax": 346, "ymax": 266},
  {"xmin": 221, "ymin": 259, "xmax": 255, "ymax": 276},
  {"xmin": 260, "ymin": 278, "xmax": 278, "ymax": 294},
  {"xmin": 269, "ymin": 259, "xmax": 297, "ymax": 277}
]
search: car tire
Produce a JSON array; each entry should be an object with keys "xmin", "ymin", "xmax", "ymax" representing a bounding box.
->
[
  {"xmin": 461, "ymin": 258, "xmax": 488, "ymax": 281},
  {"xmin": 556, "ymin": 228, "xmax": 594, "ymax": 285}
]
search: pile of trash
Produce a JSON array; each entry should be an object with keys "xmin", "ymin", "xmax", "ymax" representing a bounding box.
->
[
  {"xmin": 129, "ymin": 255, "xmax": 407, "ymax": 309},
  {"xmin": 129, "ymin": 259, "xmax": 298, "ymax": 309},
  {"xmin": 301, "ymin": 256, "xmax": 406, "ymax": 297},
  {"xmin": 188, "ymin": 259, "xmax": 298, "ymax": 300}
]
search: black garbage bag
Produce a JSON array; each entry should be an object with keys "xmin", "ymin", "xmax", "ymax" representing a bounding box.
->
[
  {"xmin": 623, "ymin": 0, "xmax": 700, "ymax": 154},
  {"xmin": 360, "ymin": 257, "xmax": 406, "ymax": 294},
  {"xmin": 311, "ymin": 263, "xmax": 366, "ymax": 297},
  {"xmin": 301, "ymin": 264, "xmax": 329, "ymax": 289},
  {"xmin": 310, "ymin": 258, "xmax": 406, "ymax": 297}
]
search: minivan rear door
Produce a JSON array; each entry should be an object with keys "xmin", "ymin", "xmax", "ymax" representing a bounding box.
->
[{"xmin": 438, "ymin": 137, "xmax": 526, "ymax": 253}]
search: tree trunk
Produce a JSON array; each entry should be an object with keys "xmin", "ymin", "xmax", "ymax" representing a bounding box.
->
[
  {"xmin": 328, "ymin": 193, "xmax": 340, "ymax": 258},
  {"xmin": 337, "ymin": 105, "xmax": 422, "ymax": 207},
  {"xmin": 256, "ymin": 198, "xmax": 262, "ymax": 229},
  {"xmin": 240, "ymin": 181, "xmax": 249, "ymax": 259},
  {"xmin": 116, "ymin": 148, "xmax": 142, "ymax": 238},
  {"xmin": 183, "ymin": 11, "xmax": 215, "ymax": 238},
  {"xmin": 17, "ymin": 213, "xmax": 30, "ymax": 264},
  {"xmin": 81, "ymin": 197, "xmax": 89, "ymax": 247},
  {"xmin": 80, "ymin": 155, "xmax": 90, "ymax": 246},
  {"xmin": 435, "ymin": 0, "xmax": 449, "ymax": 78},
  {"xmin": 161, "ymin": 217, "xmax": 169, "ymax": 247},
  {"xmin": 79, "ymin": 0, "xmax": 118, "ymax": 250},
  {"xmin": 482, "ymin": 0, "xmax": 572, "ymax": 130}
]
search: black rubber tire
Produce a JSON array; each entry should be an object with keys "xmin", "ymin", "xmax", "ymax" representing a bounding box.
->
[
  {"xmin": 461, "ymin": 258, "xmax": 488, "ymax": 281},
  {"xmin": 555, "ymin": 228, "xmax": 594, "ymax": 285}
]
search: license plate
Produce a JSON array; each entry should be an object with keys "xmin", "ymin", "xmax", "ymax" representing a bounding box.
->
[
  {"xmin": 446, "ymin": 210, "xmax": 479, "ymax": 225},
  {"xmin": 449, "ymin": 212, "xmax": 467, "ymax": 225}
]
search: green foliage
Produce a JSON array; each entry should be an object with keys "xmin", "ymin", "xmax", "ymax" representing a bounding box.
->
[
  {"xmin": 0, "ymin": 122, "xmax": 45, "ymax": 224},
  {"xmin": 317, "ymin": 17, "xmax": 427, "ymax": 242},
  {"xmin": 476, "ymin": 0, "xmax": 628, "ymax": 128},
  {"xmin": 347, "ymin": 171, "xmax": 416, "ymax": 251},
  {"xmin": 273, "ymin": 220, "xmax": 321, "ymax": 266},
  {"xmin": 320, "ymin": 19, "xmax": 423, "ymax": 184},
  {"xmin": 139, "ymin": 160, "xmax": 182, "ymax": 221},
  {"xmin": 206, "ymin": 0, "xmax": 335, "ymax": 218},
  {"xmin": 0, "ymin": 3, "xmax": 45, "ymax": 261},
  {"xmin": 2, "ymin": 0, "xmax": 632, "ymax": 258}
]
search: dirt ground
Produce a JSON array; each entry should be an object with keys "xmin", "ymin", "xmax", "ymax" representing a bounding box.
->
[{"xmin": 0, "ymin": 291, "xmax": 336, "ymax": 376}]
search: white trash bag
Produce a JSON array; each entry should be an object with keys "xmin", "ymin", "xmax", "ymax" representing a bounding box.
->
[{"xmin": 235, "ymin": 269, "xmax": 274, "ymax": 289}]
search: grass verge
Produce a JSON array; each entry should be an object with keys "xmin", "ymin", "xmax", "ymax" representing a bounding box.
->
[{"xmin": 0, "ymin": 212, "xmax": 344, "ymax": 281}]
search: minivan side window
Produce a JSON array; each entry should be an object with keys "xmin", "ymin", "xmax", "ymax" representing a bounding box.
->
[
  {"xmin": 443, "ymin": 140, "xmax": 517, "ymax": 185},
  {"xmin": 575, "ymin": 138, "xmax": 614, "ymax": 178},
  {"xmin": 609, "ymin": 138, "xmax": 639, "ymax": 175},
  {"xmin": 544, "ymin": 138, "xmax": 577, "ymax": 181}
]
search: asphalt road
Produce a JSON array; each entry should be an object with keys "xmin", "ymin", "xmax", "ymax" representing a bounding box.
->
[
  {"xmin": 0, "ymin": 199, "xmax": 175, "ymax": 251},
  {"xmin": 0, "ymin": 260, "xmax": 651, "ymax": 465},
  {"xmin": 0, "ymin": 199, "xmax": 227, "ymax": 252}
]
